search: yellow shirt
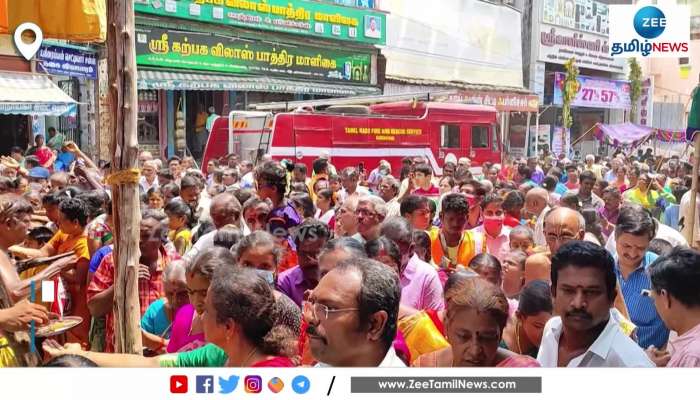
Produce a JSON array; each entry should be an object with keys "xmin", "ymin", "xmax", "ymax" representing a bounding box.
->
[{"xmin": 169, "ymin": 229, "xmax": 192, "ymax": 256}]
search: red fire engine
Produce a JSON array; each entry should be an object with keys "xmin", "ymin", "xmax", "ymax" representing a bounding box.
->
[{"xmin": 202, "ymin": 101, "xmax": 501, "ymax": 175}]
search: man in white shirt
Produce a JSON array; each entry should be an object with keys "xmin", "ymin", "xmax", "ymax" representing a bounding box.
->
[
  {"xmin": 537, "ymin": 241, "xmax": 654, "ymax": 367},
  {"xmin": 139, "ymin": 160, "xmax": 159, "ymax": 193},
  {"xmin": 378, "ymin": 175, "xmax": 401, "ymax": 218},
  {"xmin": 183, "ymin": 192, "xmax": 241, "ymax": 262},
  {"xmin": 305, "ymin": 258, "xmax": 406, "ymax": 367},
  {"xmin": 338, "ymin": 166, "xmax": 369, "ymax": 203}
]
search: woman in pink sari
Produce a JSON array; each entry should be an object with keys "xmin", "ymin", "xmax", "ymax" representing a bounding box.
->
[
  {"xmin": 413, "ymin": 277, "xmax": 539, "ymax": 367},
  {"xmin": 167, "ymin": 248, "xmax": 234, "ymax": 353}
]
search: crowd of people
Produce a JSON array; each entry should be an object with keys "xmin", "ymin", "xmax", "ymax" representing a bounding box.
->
[{"xmin": 0, "ymin": 135, "xmax": 699, "ymax": 369}]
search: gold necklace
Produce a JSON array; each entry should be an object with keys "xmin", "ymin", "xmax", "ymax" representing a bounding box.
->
[
  {"xmin": 241, "ymin": 347, "xmax": 259, "ymax": 367},
  {"xmin": 515, "ymin": 321, "xmax": 523, "ymax": 354}
]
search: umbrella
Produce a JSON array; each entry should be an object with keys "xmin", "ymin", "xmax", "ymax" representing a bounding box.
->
[{"xmin": 685, "ymin": 76, "xmax": 700, "ymax": 248}]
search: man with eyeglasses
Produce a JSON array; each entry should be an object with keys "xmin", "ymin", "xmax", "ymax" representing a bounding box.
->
[
  {"xmin": 542, "ymin": 207, "xmax": 585, "ymax": 255},
  {"xmin": 304, "ymin": 258, "xmax": 405, "ymax": 367},
  {"xmin": 351, "ymin": 195, "xmax": 387, "ymax": 245}
]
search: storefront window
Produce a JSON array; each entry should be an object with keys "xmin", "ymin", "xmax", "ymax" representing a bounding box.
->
[
  {"xmin": 138, "ymin": 90, "xmax": 159, "ymax": 144},
  {"xmin": 440, "ymin": 124, "xmax": 460, "ymax": 148},
  {"xmin": 471, "ymin": 125, "xmax": 489, "ymax": 148}
]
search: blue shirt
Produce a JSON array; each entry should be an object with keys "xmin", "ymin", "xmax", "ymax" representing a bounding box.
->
[
  {"xmin": 140, "ymin": 298, "xmax": 172, "ymax": 338},
  {"xmin": 555, "ymin": 182, "xmax": 568, "ymax": 196},
  {"xmin": 663, "ymin": 204, "xmax": 680, "ymax": 230},
  {"xmin": 89, "ymin": 244, "xmax": 113, "ymax": 273},
  {"xmin": 614, "ymin": 251, "xmax": 669, "ymax": 349}
]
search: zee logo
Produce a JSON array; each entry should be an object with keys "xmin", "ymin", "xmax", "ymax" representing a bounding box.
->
[{"xmin": 634, "ymin": 6, "xmax": 666, "ymax": 39}]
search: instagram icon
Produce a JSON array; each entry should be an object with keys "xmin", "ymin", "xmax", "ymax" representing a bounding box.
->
[{"xmin": 244, "ymin": 376, "xmax": 262, "ymax": 394}]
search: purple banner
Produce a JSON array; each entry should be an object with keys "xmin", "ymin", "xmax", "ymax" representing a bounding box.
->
[{"xmin": 554, "ymin": 73, "xmax": 631, "ymax": 110}]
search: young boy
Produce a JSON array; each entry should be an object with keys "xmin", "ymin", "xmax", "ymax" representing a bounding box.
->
[
  {"xmin": 509, "ymin": 225, "xmax": 535, "ymax": 255},
  {"xmin": 411, "ymin": 163, "xmax": 440, "ymax": 200}
]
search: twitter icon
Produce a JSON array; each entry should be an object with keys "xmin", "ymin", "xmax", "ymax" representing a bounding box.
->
[{"xmin": 219, "ymin": 375, "xmax": 240, "ymax": 394}]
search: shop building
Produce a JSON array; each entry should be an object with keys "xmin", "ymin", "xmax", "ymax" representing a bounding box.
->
[
  {"xmin": 524, "ymin": 0, "xmax": 628, "ymax": 158},
  {"xmin": 0, "ymin": 34, "xmax": 94, "ymax": 156},
  {"xmin": 133, "ymin": 0, "xmax": 385, "ymax": 160}
]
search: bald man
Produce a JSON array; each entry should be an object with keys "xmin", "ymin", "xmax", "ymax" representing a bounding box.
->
[
  {"xmin": 524, "ymin": 252, "xmax": 551, "ymax": 284},
  {"xmin": 525, "ymin": 188, "xmax": 550, "ymax": 246},
  {"xmin": 184, "ymin": 192, "xmax": 242, "ymax": 262},
  {"xmin": 542, "ymin": 207, "xmax": 585, "ymax": 255}
]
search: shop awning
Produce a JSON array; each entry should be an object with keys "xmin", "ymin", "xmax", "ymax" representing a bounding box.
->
[
  {"xmin": 0, "ymin": 72, "xmax": 77, "ymax": 116},
  {"xmin": 137, "ymin": 70, "xmax": 381, "ymax": 97}
]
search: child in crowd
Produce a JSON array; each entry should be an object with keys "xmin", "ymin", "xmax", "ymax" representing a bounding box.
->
[{"xmin": 164, "ymin": 199, "xmax": 194, "ymax": 256}]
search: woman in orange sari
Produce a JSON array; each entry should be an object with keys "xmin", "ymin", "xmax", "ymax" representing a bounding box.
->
[{"xmin": 413, "ymin": 277, "xmax": 539, "ymax": 367}]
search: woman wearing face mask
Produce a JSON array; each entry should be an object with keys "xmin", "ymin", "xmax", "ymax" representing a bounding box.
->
[
  {"xmin": 233, "ymin": 231, "xmax": 302, "ymax": 334},
  {"xmin": 469, "ymin": 194, "xmax": 510, "ymax": 264},
  {"xmin": 167, "ymin": 248, "xmax": 233, "ymax": 353},
  {"xmin": 413, "ymin": 277, "xmax": 539, "ymax": 367},
  {"xmin": 500, "ymin": 280, "xmax": 553, "ymax": 358}
]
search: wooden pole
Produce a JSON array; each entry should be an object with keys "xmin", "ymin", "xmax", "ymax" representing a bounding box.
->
[
  {"xmin": 685, "ymin": 133, "xmax": 700, "ymax": 249},
  {"xmin": 107, "ymin": 0, "xmax": 142, "ymax": 354}
]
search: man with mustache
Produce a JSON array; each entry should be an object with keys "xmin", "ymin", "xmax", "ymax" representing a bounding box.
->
[
  {"xmin": 303, "ymin": 258, "xmax": 405, "ymax": 367},
  {"xmin": 613, "ymin": 205, "xmax": 669, "ymax": 351},
  {"xmin": 537, "ymin": 241, "xmax": 653, "ymax": 367}
]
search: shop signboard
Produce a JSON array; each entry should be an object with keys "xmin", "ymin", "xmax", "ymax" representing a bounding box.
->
[
  {"xmin": 37, "ymin": 45, "xmax": 98, "ymax": 80},
  {"xmin": 553, "ymin": 72, "xmax": 631, "ymax": 110},
  {"xmin": 133, "ymin": 0, "xmax": 386, "ymax": 45},
  {"xmin": 538, "ymin": 24, "xmax": 624, "ymax": 73},
  {"xmin": 446, "ymin": 90, "xmax": 539, "ymax": 112},
  {"xmin": 135, "ymin": 28, "xmax": 372, "ymax": 83}
]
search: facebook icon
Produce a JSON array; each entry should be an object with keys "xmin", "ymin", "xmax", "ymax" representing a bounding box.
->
[{"xmin": 196, "ymin": 376, "xmax": 214, "ymax": 394}]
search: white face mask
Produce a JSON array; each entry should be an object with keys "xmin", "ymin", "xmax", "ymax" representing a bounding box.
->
[{"xmin": 254, "ymin": 269, "xmax": 275, "ymax": 286}]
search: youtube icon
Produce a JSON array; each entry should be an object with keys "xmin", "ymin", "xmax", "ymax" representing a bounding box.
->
[{"xmin": 170, "ymin": 375, "xmax": 188, "ymax": 394}]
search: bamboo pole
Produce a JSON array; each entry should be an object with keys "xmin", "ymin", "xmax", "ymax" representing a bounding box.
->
[{"xmin": 107, "ymin": 0, "xmax": 142, "ymax": 354}]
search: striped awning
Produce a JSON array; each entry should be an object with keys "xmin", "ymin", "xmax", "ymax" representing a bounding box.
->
[
  {"xmin": 0, "ymin": 72, "xmax": 77, "ymax": 116},
  {"xmin": 137, "ymin": 70, "xmax": 381, "ymax": 97}
]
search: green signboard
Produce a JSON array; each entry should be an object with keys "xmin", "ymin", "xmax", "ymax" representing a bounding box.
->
[
  {"xmin": 134, "ymin": 0, "xmax": 386, "ymax": 45},
  {"xmin": 135, "ymin": 27, "xmax": 372, "ymax": 83}
]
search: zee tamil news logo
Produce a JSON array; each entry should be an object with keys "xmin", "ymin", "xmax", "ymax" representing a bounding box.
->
[{"xmin": 610, "ymin": 5, "xmax": 689, "ymax": 57}]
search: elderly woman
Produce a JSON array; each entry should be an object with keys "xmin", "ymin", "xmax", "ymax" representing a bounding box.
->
[
  {"xmin": 413, "ymin": 277, "xmax": 539, "ymax": 367},
  {"xmin": 43, "ymin": 267, "xmax": 297, "ymax": 367}
]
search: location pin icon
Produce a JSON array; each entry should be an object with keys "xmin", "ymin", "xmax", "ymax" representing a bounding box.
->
[{"xmin": 14, "ymin": 22, "xmax": 43, "ymax": 61}]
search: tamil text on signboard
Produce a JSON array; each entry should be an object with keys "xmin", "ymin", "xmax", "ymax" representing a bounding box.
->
[
  {"xmin": 539, "ymin": 25, "xmax": 624, "ymax": 73},
  {"xmin": 37, "ymin": 45, "xmax": 97, "ymax": 80},
  {"xmin": 134, "ymin": 0, "xmax": 386, "ymax": 45},
  {"xmin": 135, "ymin": 28, "xmax": 372, "ymax": 83}
]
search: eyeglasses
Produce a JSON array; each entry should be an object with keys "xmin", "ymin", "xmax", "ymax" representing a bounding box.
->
[
  {"xmin": 302, "ymin": 300, "xmax": 358, "ymax": 322},
  {"xmin": 544, "ymin": 233, "xmax": 577, "ymax": 243},
  {"xmin": 356, "ymin": 208, "xmax": 376, "ymax": 217}
]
